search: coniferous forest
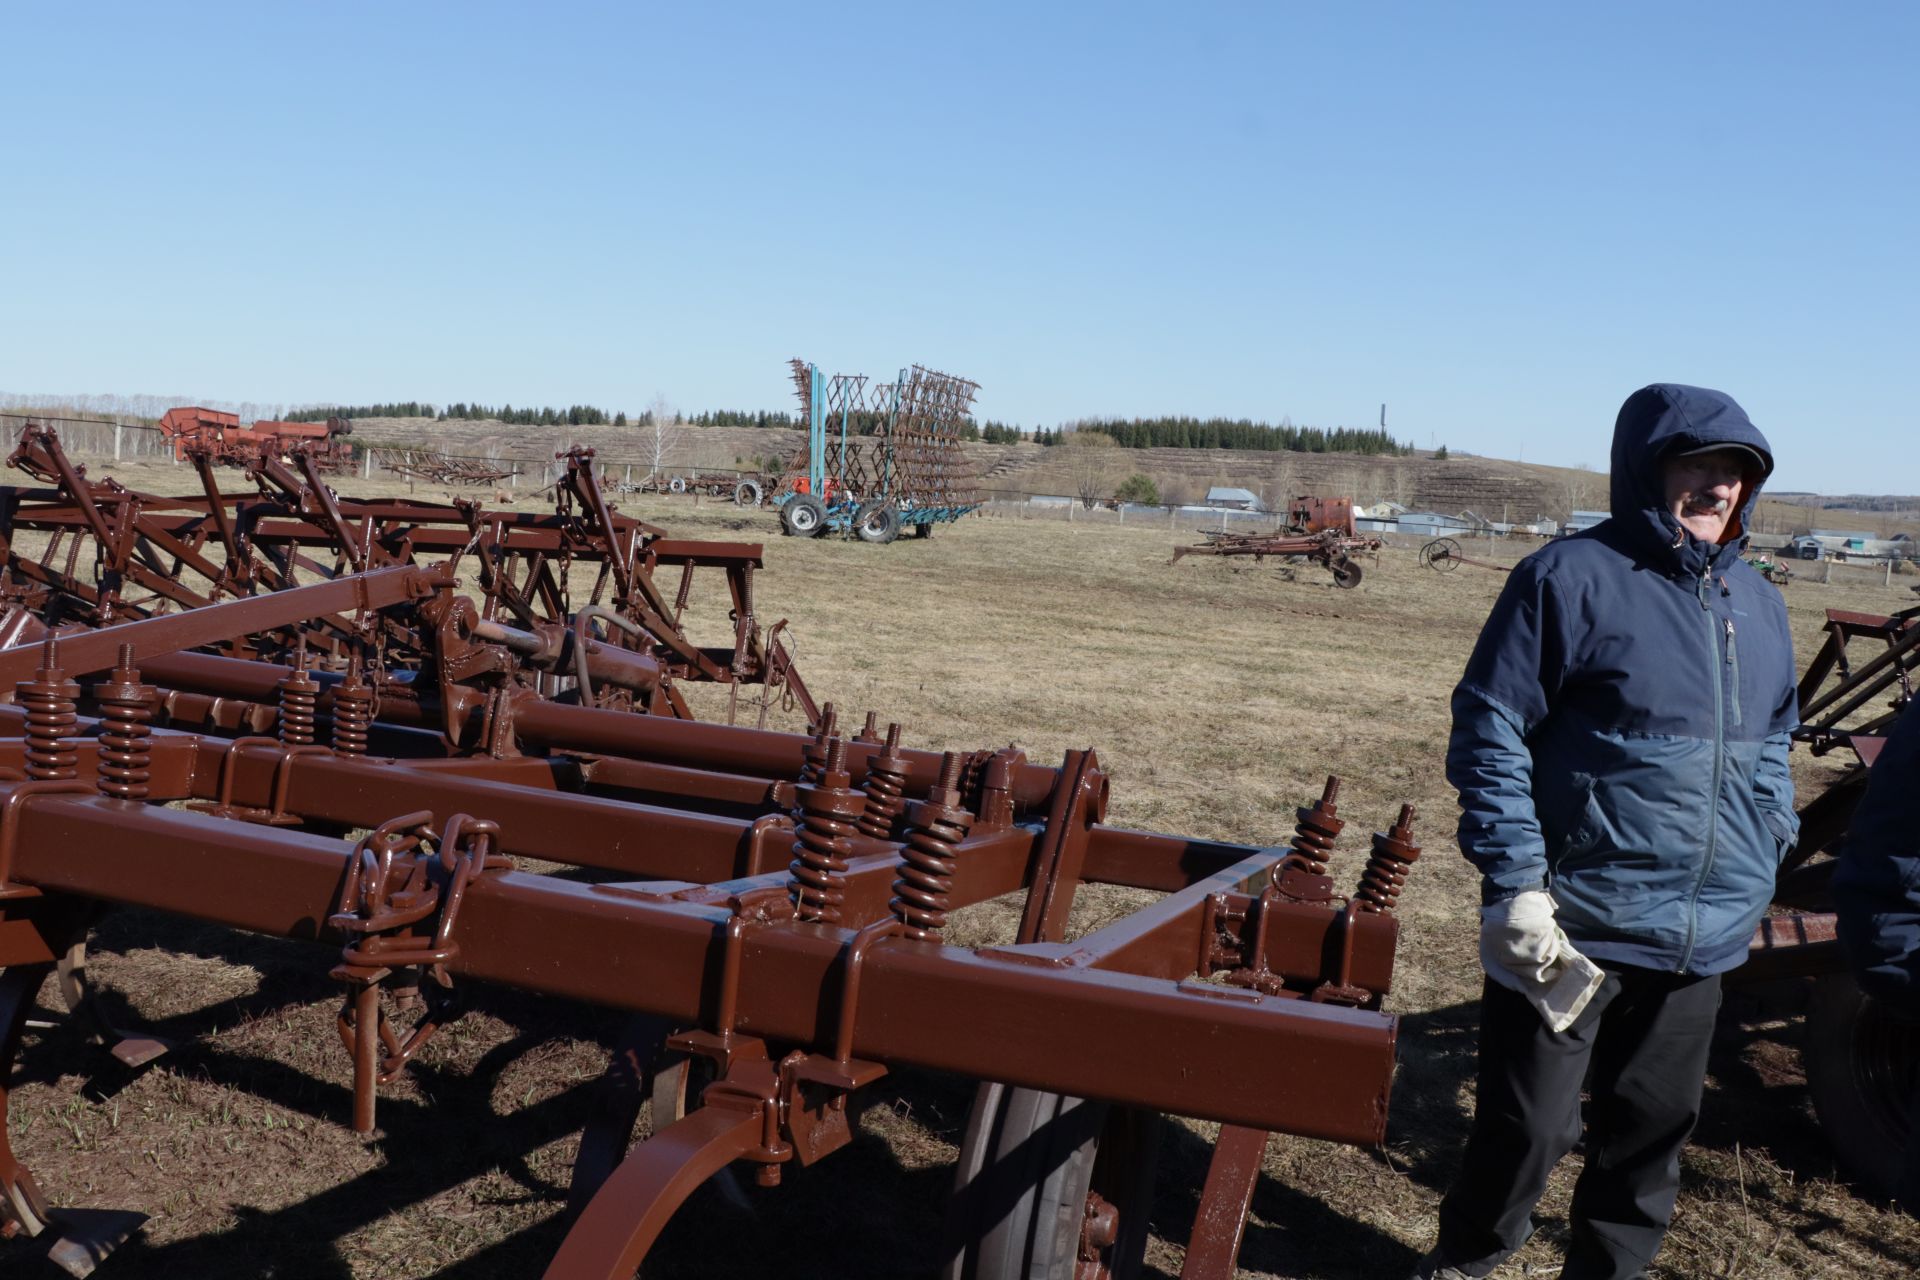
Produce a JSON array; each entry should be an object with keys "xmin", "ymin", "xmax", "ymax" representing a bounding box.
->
[{"xmin": 283, "ymin": 404, "xmax": 1407, "ymax": 454}]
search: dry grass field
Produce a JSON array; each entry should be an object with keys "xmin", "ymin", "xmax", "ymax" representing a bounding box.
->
[{"xmin": 6, "ymin": 464, "xmax": 1920, "ymax": 1278}]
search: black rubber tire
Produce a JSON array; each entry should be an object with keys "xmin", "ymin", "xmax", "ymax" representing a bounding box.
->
[
  {"xmin": 941, "ymin": 1083, "xmax": 1162, "ymax": 1280},
  {"xmin": 913, "ymin": 522, "xmax": 934, "ymax": 539},
  {"xmin": 1806, "ymin": 971, "xmax": 1920, "ymax": 1200},
  {"xmin": 781, "ymin": 495, "xmax": 828, "ymax": 537},
  {"xmin": 733, "ymin": 480, "xmax": 763, "ymax": 508},
  {"xmin": 855, "ymin": 502, "xmax": 901, "ymax": 544}
]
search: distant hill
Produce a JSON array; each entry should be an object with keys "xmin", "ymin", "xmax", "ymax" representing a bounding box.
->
[{"xmin": 346, "ymin": 416, "xmax": 1915, "ymax": 538}]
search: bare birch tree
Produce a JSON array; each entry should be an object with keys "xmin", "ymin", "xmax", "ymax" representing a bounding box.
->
[
  {"xmin": 1560, "ymin": 464, "xmax": 1605, "ymax": 522},
  {"xmin": 1063, "ymin": 432, "xmax": 1122, "ymax": 508},
  {"xmin": 645, "ymin": 394, "xmax": 685, "ymax": 483}
]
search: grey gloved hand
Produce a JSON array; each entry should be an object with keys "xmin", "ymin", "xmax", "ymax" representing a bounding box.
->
[{"xmin": 1480, "ymin": 889, "xmax": 1605, "ymax": 1032}]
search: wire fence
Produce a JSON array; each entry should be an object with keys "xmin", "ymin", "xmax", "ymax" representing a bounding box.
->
[{"xmin": 0, "ymin": 413, "xmax": 175, "ymax": 462}]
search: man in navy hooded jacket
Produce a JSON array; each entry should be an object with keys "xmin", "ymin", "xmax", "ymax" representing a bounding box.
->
[{"xmin": 1413, "ymin": 385, "xmax": 1798, "ymax": 1280}]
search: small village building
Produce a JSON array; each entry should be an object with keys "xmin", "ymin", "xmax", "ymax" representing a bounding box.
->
[
  {"xmin": 1205, "ymin": 486, "xmax": 1262, "ymax": 511},
  {"xmin": 1563, "ymin": 509, "xmax": 1609, "ymax": 535},
  {"xmin": 1397, "ymin": 511, "xmax": 1473, "ymax": 538}
]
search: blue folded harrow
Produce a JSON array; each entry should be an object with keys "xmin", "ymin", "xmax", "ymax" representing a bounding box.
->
[{"xmin": 772, "ymin": 359, "xmax": 983, "ymax": 543}]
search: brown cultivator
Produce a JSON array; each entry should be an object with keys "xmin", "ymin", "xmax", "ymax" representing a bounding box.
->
[
  {"xmin": 1175, "ymin": 495, "xmax": 1383, "ymax": 588},
  {"xmin": 0, "ymin": 423, "xmax": 813, "ymax": 726},
  {"xmin": 0, "ymin": 432, "xmax": 1432, "ymax": 1278},
  {"xmin": 1173, "ymin": 529, "xmax": 1380, "ymax": 588},
  {"xmin": 369, "ymin": 445, "xmax": 521, "ymax": 488}
]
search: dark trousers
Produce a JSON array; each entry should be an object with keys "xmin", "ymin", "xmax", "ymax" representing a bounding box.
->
[{"xmin": 1434, "ymin": 964, "xmax": 1721, "ymax": 1280}]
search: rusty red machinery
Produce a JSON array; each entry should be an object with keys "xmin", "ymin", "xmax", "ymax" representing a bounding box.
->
[
  {"xmin": 1282, "ymin": 495, "xmax": 1361, "ymax": 537},
  {"xmin": 157, "ymin": 406, "xmax": 356, "ymax": 472},
  {"xmin": 1173, "ymin": 494, "xmax": 1384, "ymax": 588},
  {"xmin": 1418, "ymin": 536, "xmax": 1513, "ymax": 574},
  {"xmin": 369, "ymin": 445, "xmax": 521, "ymax": 487},
  {"xmin": 1173, "ymin": 528, "xmax": 1381, "ymax": 588}
]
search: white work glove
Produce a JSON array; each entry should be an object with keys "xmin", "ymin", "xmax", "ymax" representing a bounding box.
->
[{"xmin": 1479, "ymin": 890, "xmax": 1605, "ymax": 1033}]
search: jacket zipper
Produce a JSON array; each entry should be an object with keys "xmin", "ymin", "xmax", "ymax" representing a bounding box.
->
[
  {"xmin": 1682, "ymin": 569, "xmax": 1724, "ymax": 973},
  {"xmin": 1726, "ymin": 616, "xmax": 1742, "ymax": 728}
]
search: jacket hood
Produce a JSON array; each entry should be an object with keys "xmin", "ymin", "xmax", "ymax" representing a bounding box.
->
[{"xmin": 1608, "ymin": 383, "xmax": 1774, "ymax": 575}]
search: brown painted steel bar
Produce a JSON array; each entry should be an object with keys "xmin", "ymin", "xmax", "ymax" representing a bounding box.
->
[
  {"xmin": 0, "ymin": 565, "xmax": 440, "ymax": 685},
  {"xmin": 979, "ymin": 844, "xmax": 1398, "ymax": 991},
  {"xmin": 7, "ymin": 793, "xmax": 1397, "ymax": 1141},
  {"xmin": 513, "ymin": 699, "xmax": 1063, "ymax": 802}
]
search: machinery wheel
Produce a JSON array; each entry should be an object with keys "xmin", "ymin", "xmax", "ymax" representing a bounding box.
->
[
  {"xmin": 913, "ymin": 522, "xmax": 934, "ymax": 539},
  {"xmin": 855, "ymin": 502, "xmax": 902, "ymax": 544},
  {"xmin": 942, "ymin": 1083, "xmax": 1163, "ymax": 1280},
  {"xmin": 1330, "ymin": 556, "xmax": 1363, "ymax": 588},
  {"xmin": 667, "ymin": 476, "xmax": 687, "ymax": 494},
  {"xmin": 781, "ymin": 495, "xmax": 828, "ymax": 538},
  {"xmin": 1420, "ymin": 537, "xmax": 1462, "ymax": 572},
  {"xmin": 1806, "ymin": 971, "xmax": 1920, "ymax": 1200},
  {"xmin": 733, "ymin": 480, "xmax": 764, "ymax": 508}
]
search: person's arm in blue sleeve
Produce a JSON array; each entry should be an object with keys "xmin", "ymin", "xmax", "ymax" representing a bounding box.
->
[
  {"xmin": 1446, "ymin": 559, "xmax": 1571, "ymax": 904},
  {"xmin": 1832, "ymin": 698, "xmax": 1920, "ymax": 1010}
]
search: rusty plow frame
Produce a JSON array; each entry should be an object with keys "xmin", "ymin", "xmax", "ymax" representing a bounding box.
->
[{"xmin": 1172, "ymin": 528, "xmax": 1380, "ymax": 589}]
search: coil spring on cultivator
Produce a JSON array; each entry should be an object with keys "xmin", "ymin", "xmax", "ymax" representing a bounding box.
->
[
  {"xmin": 96, "ymin": 644, "xmax": 155, "ymax": 800},
  {"xmin": 857, "ymin": 722, "xmax": 909, "ymax": 839},
  {"xmin": 19, "ymin": 635, "xmax": 79, "ymax": 781},
  {"xmin": 332, "ymin": 673, "xmax": 373, "ymax": 756},
  {"xmin": 1354, "ymin": 804, "xmax": 1421, "ymax": 913},
  {"xmin": 1279, "ymin": 776, "xmax": 1344, "ymax": 878},
  {"xmin": 891, "ymin": 752, "xmax": 973, "ymax": 940},
  {"xmin": 790, "ymin": 737, "xmax": 862, "ymax": 924},
  {"xmin": 278, "ymin": 660, "xmax": 321, "ymax": 748}
]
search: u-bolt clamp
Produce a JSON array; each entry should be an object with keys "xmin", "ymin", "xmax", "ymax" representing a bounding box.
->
[{"xmin": 668, "ymin": 885, "xmax": 793, "ymax": 1076}]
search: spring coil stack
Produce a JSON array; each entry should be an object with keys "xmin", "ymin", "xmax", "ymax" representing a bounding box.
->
[
  {"xmin": 277, "ymin": 652, "xmax": 321, "ymax": 748},
  {"xmin": 1354, "ymin": 804, "xmax": 1421, "ymax": 913},
  {"xmin": 1268, "ymin": 775, "xmax": 1347, "ymax": 903},
  {"xmin": 857, "ymin": 722, "xmax": 910, "ymax": 839},
  {"xmin": 18, "ymin": 635, "xmax": 80, "ymax": 782},
  {"xmin": 789, "ymin": 736, "xmax": 864, "ymax": 924},
  {"xmin": 1277, "ymin": 776, "xmax": 1344, "ymax": 879},
  {"xmin": 331, "ymin": 666, "xmax": 374, "ymax": 756},
  {"xmin": 95, "ymin": 643, "xmax": 156, "ymax": 800},
  {"xmin": 891, "ymin": 752, "xmax": 973, "ymax": 941}
]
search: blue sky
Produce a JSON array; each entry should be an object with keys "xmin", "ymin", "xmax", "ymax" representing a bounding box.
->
[{"xmin": 2, "ymin": 3, "xmax": 1913, "ymax": 494}]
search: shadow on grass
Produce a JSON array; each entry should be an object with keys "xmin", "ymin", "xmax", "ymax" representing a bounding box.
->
[{"xmin": 17, "ymin": 913, "xmax": 1914, "ymax": 1280}]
